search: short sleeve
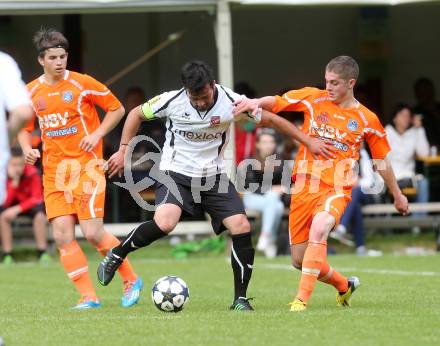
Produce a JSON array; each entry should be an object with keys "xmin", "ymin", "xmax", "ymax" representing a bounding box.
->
[
  {"xmin": 82, "ymin": 74, "xmax": 122, "ymax": 112},
  {"xmin": 271, "ymin": 87, "xmax": 320, "ymax": 114},
  {"xmin": 140, "ymin": 90, "xmax": 183, "ymax": 121},
  {"xmin": 364, "ymin": 113, "xmax": 391, "ymax": 160}
]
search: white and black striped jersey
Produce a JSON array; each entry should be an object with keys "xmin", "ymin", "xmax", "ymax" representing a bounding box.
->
[{"xmin": 139, "ymin": 84, "xmax": 260, "ymax": 177}]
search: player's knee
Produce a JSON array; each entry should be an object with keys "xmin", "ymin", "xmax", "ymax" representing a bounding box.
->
[
  {"xmin": 154, "ymin": 218, "xmax": 177, "ymax": 233},
  {"xmin": 83, "ymin": 229, "xmax": 103, "ymax": 245},
  {"xmin": 52, "ymin": 228, "xmax": 70, "ymax": 246},
  {"xmin": 234, "ymin": 215, "xmax": 251, "ymax": 233}
]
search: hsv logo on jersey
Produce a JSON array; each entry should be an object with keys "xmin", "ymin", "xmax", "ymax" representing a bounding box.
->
[
  {"xmin": 347, "ymin": 119, "xmax": 358, "ymax": 131},
  {"xmin": 210, "ymin": 116, "xmax": 221, "ymax": 127},
  {"xmin": 62, "ymin": 90, "xmax": 73, "ymax": 103}
]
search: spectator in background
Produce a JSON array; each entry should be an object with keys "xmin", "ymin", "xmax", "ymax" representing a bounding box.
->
[
  {"xmin": 385, "ymin": 103, "xmax": 430, "ymax": 207},
  {"xmin": 234, "ymin": 82, "xmax": 257, "ymax": 164},
  {"xmin": 241, "ymin": 129, "xmax": 285, "ymax": 258},
  {"xmin": 332, "ymin": 143, "xmax": 383, "ymax": 256},
  {"xmin": 413, "ymin": 78, "xmax": 440, "ymax": 149},
  {"xmin": 0, "ymin": 147, "xmax": 49, "ymax": 264},
  {"xmin": 0, "ymin": 51, "xmax": 33, "ymax": 205}
]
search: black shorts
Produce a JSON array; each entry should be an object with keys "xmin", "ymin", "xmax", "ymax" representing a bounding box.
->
[
  {"xmin": 0, "ymin": 202, "xmax": 45, "ymax": 218},
  {"xmin": 154, "ymin": 171, "xmax": 246, "ymax": 234}
]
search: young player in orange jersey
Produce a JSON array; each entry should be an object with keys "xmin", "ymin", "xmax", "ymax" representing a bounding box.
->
[
  {"xmin": 233, "ymin": 56, "xmax": 409, "ymax": 311},
  {"xmin": 18, "ymin": 28, "xmax": 142, "ymax": 309}
]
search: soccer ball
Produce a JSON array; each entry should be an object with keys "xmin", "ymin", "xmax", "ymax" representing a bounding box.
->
[{"xmin": 151, "ymin": 275, "xmax": 190, "ymax": 312}]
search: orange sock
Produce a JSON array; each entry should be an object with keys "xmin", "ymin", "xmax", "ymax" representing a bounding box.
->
[
  {"xmin": 95, "ymin": 231, "xmax": 137, "ymax": 282},
  {"xmin": 59, "ymin": 240, "xmax": 96, "ymax": 298},
  {"xmin": 296, "ymin": 240, "xmax": 327, "ymax": 303},
  {"xmin": 318, "ymin": 262, "xmax": 348, "ymax": 293}
]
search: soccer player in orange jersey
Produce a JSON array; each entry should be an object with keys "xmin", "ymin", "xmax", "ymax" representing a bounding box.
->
[
  {"xmin": 18, "ymin": 29, "xmax": 142, "ymax": 309},
  {"xmin": 233, "ymin": 56, "xmax": 409, "ymax": 311}
]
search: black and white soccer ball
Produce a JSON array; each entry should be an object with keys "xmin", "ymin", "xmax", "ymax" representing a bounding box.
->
[{"xmin": 151, "ymin": 275, "xmax": 190, "ymax": 312}]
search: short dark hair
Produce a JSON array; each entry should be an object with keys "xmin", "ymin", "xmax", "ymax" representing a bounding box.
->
[
  {"xmin": 326, "ymin": 55, "xmax": 359, "ymax": 81},
  {"xmin": 10, "ymin": 146, "xmax": 23, "ymax": 158},
  {"xmin": 181, "ymin": 60, "xmax": 215, "ymax": 93},
  {"xmin": 33, "ymin": 28, "xmax": 69, "ymax": 57},
  {"xmin": 414, "ymin": 77, "xmax": 434, "ymax": 92},
  {"xmin": 390, "ymin": 102, "xmax": 412, "ymax": 121}
]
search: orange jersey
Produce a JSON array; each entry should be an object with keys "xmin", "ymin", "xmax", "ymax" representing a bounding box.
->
[
  {"xmin": 24, "ymin": 70, "xmax": 121, "ymax": 172},
  {"xmin": 272, "ymin": 87, "xmax": 390, "ymax": 188}
]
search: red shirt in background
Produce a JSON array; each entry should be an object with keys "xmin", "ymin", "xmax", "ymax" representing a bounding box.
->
[{"xmin": 3, "ymin": 165, "xmax": 44, "ymax": 213}]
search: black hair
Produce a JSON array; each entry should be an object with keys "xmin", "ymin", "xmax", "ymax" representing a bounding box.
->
[{"xmin": 181, "ymin": 60, "xmax": 215, "ymax": 93}]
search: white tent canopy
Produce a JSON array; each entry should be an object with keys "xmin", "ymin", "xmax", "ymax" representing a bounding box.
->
[
  {"xmin": 231, "ymin": 0, "xmax": 437, "ymax": 5},
  {"xmin": 0, "ymin": 0, "xmax": 437, "ymax": 15},
  {"xmin": 0, "ymin": 1, "xmax": 216, "ymax": 15}
]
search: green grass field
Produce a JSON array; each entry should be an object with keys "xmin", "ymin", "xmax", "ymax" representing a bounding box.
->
[{"xmin": 1, "ymin": 241, "xmax": 440, "ymax": 346}]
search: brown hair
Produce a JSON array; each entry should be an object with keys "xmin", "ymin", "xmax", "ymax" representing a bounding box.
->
[
  {"xmin": 326, "ymin": 55, "xmax": 359, "ymax": 81},
  {"xmin": 33, "ymin": 28, "xmax": 69, "ymax": 57}
]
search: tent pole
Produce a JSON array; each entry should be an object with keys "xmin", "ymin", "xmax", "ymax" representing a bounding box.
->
[{"xmin": 216, "ymin": 0, "xmax": 236, "ymax": 180}]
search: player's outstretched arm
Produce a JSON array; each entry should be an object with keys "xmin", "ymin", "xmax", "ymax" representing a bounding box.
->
[
  {"xmin": 17, "ymin": 130, "xmax": 40, "ymax": 165},
  {"xmin": 233, "ymin": 96, "xmax": 276, "ymax": 116},
  {"xmin": 259, "ymin": 109, "xmax": 335, "ymax": 159},
  {"xmin": 377, "ymin": 157, "xmax": 409, "ymax": 215},
  {"xmin": 80, "ymin": 105, "xmax": 125, "ymax": 152},
  {"xmin": 106, "ymin": 105, "xmax": 144, "ymax": 178}
]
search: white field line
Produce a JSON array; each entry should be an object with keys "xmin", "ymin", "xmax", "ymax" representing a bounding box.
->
[{"xmin": 262, "ymin": 263, "xmax": 438, "ymax": 277}]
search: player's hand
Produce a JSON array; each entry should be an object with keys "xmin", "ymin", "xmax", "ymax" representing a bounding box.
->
[
  {"xmin": 306, "ymin": 137, "xmax": 336, "ymax": 160},
  {"xmin": 394, "ymin": 192, "xmax": 409, "ymax": 216},
  {"xmin": 80, "ymin": 131, "xmax": 102, "ymax": 152},
  {"xmin": 232, "ymin": 97, "xmax": 260, "ymax": 117},
  {"xmin": 106, "ymin": 149, "xmax": 125, "ymax": 178},
  {"xmin": 23, "ymin": 148, "xmax": 41, "ymax": 165}
]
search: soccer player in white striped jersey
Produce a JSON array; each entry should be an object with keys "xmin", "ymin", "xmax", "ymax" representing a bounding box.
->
[{"xmin": 98, "ymin": 60, "xmax": 333, "ymax": 311}]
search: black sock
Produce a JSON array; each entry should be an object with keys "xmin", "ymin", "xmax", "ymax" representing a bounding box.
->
[
  {"xmin": 230, "ymin": 232, "xmax": 255, "ymax": 301},
  {"xmin": 112, "ymin": 220, "xmax": 167, "ymax": 258}
]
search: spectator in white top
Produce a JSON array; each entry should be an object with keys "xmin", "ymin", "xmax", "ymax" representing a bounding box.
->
[
  {"xmin": 0, "ymin": 51, "xmax": 33, "ymax": 204},
  {"xmin": 385, "ymin": 103, "xmax": 430, "ymax": 207}
]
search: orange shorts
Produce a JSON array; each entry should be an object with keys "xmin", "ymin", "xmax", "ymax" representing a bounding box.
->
[
  {"xmin": 43, "ymin": 167, "xmax": 106, "ymax": 221},
  {"xmin": 288, "ymin": 180, "xmax": 351, "ymax": 245}
]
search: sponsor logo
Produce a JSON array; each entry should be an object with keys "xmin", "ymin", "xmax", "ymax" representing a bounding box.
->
[
  {"xmin": 330, "ymin": 139, "xmax": 349, "ymax": 152},
  {"xmin": 173, "ymin": 128, "xmax": 224, "ymax": 141},
  {"xmin": 210, "ymin": 115, "xmax": 221, "ymax": 127},
  {"xmin": 62, "ymin": 90, "xmax": 73, "ymax": 103},
  {"xmin": 48, "ymin": 92, "xmax": 60, "ymax": 97},
  {"xmin": 347, "ymin": 119, "xmax": 358, "ymax": 131},
  {"xmin": 38, "ymin": 112, "xmax": 69, "ymax": 129},
  {"xmin": 317, "ymin": 112, "xmax": 329, "ymax": 123},
  {"xmin": 45, "ymin": 125, "xmax": 78, "ymax": 137},
  {"xmin": 310, "ymin": 120, "xmax": 347, "ymax": 141}
]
